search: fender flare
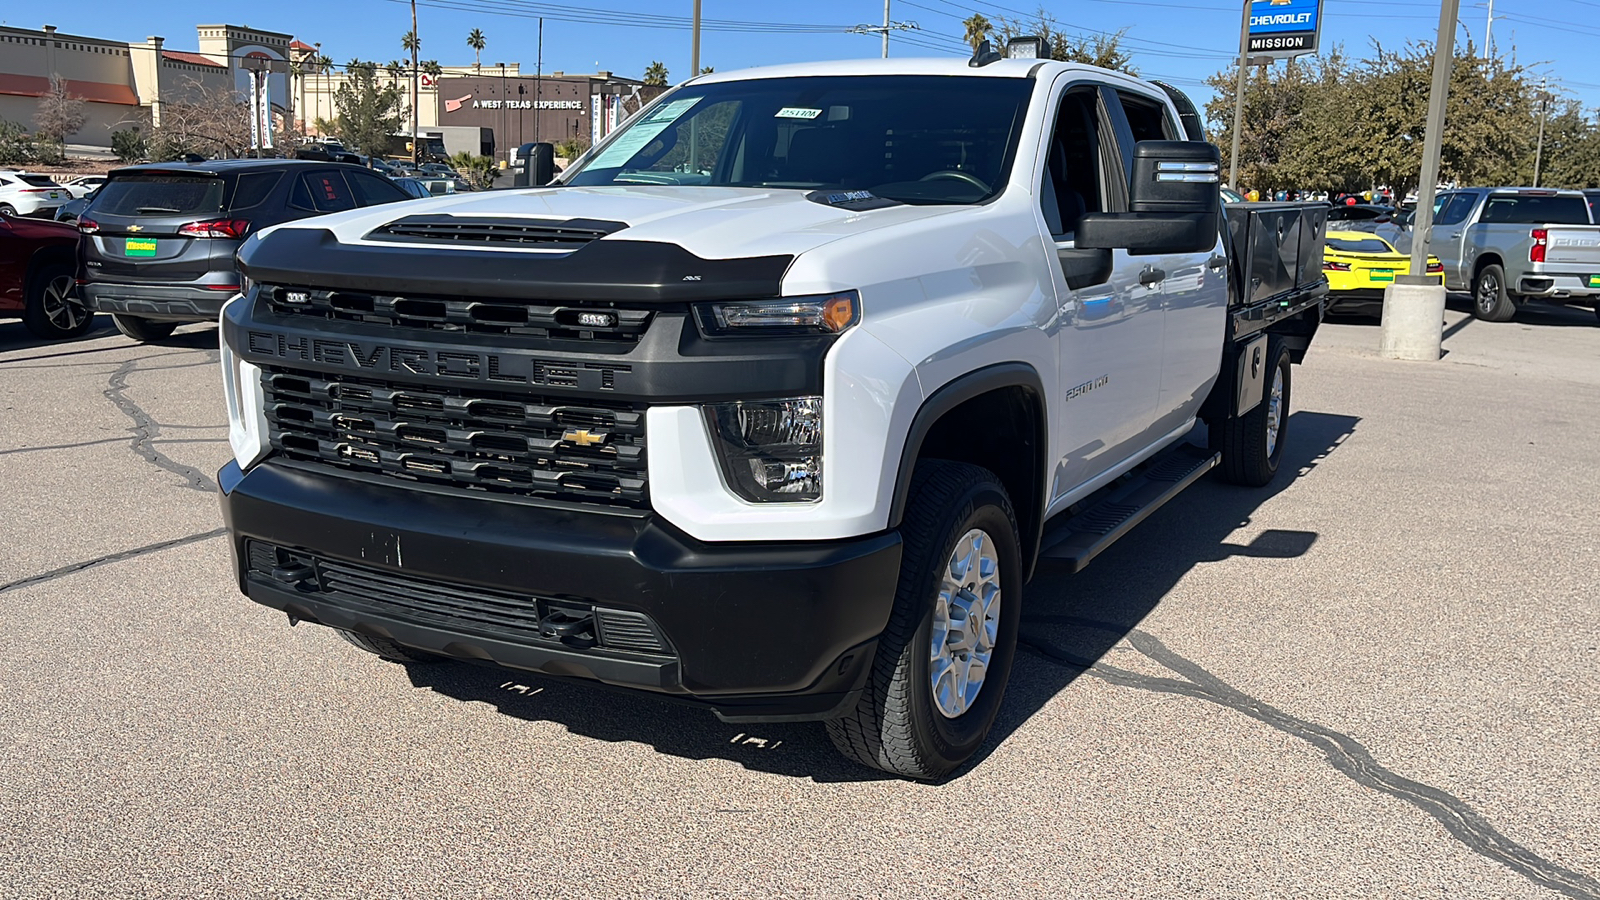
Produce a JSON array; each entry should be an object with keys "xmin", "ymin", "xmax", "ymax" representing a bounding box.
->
[{"xmin": 887, "ymin": 362, "xmax": 1049, "ymax": 575}]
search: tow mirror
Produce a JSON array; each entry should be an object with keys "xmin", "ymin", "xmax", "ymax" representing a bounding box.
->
[{"xmin": 1076, "ymin": 140, "xmax": 1222, "ymax": 255}]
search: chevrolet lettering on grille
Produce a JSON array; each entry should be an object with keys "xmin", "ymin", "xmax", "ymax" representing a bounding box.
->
[{"xmin": 244, "ymin": 330, "xmax": 632, "ymax": 391}]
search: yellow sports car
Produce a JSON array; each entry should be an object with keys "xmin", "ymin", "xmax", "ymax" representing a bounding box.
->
[{"xmin": 1322, "ymin": 229, "xmax": 1443, "ymax": 314}]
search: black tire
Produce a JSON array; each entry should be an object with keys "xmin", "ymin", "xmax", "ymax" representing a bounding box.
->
[
  {"xmin": 1210, "ymin": 336, "xmax": 1292, "ymax": 487},
  {"xmin": 22, "ymin": 262, "xmax": 95, "ymax": 339},
  {"xmin": 1472, "ymin": 263, "xmax": 1517, "ymax": 322},
  {"xmin": 825, "ymin": 460, "xmax": 1022, "ymax": 781},
  {"xmin": 112, "ymin": 314, "xmax": 179, "ymax": 343},
  {"xmin": 0, "ymin": 204, "xmax": 17, "ymax": 217},
  {"xmin": 336, "ymin": 629, "xmax": 442, "ymax": 663}
]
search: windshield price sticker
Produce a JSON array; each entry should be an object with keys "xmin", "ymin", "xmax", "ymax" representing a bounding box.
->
[
  {"xmin": 587, "ymin": 97, "xmax": 703, "ymax": 169},
  {"xmin": 775, "ymin": 107, "xmax": 822, "ymax": 120}
]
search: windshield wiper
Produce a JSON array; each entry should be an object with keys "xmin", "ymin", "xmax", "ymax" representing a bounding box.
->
[{"xmin": 135, "ymin": 206, "xmax": 181, "ymax": 214}]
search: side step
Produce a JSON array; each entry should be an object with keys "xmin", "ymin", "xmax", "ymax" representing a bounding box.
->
[{"xmin": 1036, "ymin": 443, "xmax": 1219, "ymax": 573}]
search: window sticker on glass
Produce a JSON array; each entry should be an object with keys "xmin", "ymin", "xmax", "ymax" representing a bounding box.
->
[
  {"xmin": 587, "ymin": 97, "xmax": 704, "ymax": 169},
  {"xmin": 775, "ymin": 107, "xmax": 822, "ymax": 120}
]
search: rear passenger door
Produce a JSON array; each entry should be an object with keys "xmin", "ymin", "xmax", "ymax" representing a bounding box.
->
[{"xmin": 1037, "ymin": 79, "xmax": 1165, "ymax": 502}]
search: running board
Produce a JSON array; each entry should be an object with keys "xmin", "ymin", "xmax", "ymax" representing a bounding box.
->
[{"xmin": 1036, "ymin": 443, "xmax": 1220, "ymax": 573}]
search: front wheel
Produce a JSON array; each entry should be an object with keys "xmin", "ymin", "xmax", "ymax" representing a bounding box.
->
[
  {"xmin": 825, "ymin": 461, "xmax": 1022, "ymax": 781},
  {"xmin": 112, "ymin": 314, "xmax": 179, "ymax": 343},
  {"xmin": 1210, "ymin": 336, "xmax": 1291, "ymax": 487},
  {"xmin": 23, "ymin": 263, "xmax": 94, "ymax": 339},
  {"xmin": 1473, "ymin": 264, "xmax": 1517, "ymax": 321}
]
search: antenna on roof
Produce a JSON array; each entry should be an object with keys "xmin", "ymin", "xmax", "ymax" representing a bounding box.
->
[{"xmin": 968, "ymin": 39, "xmax": 1003, "ymax": 68}]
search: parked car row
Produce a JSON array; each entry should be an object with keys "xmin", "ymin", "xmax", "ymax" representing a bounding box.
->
[{"xmin": 1, "ymin": 159, "xmax": 425, "ymax": 342}]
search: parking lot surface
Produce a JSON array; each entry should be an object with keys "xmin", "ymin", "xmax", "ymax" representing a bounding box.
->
[{"xmin": 2, "ymin": 301, "xmax": 1597, "ymax": 899}]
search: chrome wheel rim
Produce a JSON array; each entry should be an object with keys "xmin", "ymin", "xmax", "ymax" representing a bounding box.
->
[
  {"xmin": 1477, "ymin": 273, "xmax": 1499, "ymax": 314},
  {"xmin": 1265, "ymin": 364, "xmax": 1284, "ymax": 459},
  {"xmin": 42, "ymin": 275, "xmax": 87, "ymax": 332},
  {"xmin": 930, "ymin": 528, "xmax": 1002, "ymax": 719}
]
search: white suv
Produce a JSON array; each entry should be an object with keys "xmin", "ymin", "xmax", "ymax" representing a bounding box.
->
[{"xmin": 0, "ymin": 171, "xmax": 71, "ymax": 217}]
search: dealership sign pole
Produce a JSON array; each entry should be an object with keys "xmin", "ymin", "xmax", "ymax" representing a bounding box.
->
[{"xmin": 1229, "ymin": 0, "xmax": 1325, "ymax": 189}]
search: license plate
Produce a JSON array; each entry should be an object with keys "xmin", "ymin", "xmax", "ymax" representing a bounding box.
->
[
  {"xmin": 1588, "ymin": 275, "xmax": 1600, "ymax": 288},
  {"xmin": 124, "ymin": 238, "xmax": 158, "ymax": 258},
  {"xmin": 1369, "ymin": 269, "xmax": 1394, "ymax": 283},
  {"xmin": 49, "ymin": 191, "xmax": 60, "ymax": 199}
]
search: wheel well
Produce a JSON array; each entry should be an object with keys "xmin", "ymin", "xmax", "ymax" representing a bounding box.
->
[
  {"xmin": 27, "ymin": 245, "xmax": 76, "ymax": 294},
  {"xmin": 1473, "ymin": 253, "xmax": 1503, "ymax": 282},
  {"xmin": 896, "ymin": 380, "xmax": 1045, "ymax": 577}
]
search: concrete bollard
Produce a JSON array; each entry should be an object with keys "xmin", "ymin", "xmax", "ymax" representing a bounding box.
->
[{"xmin": 1379, "ymin": 277, "xmax": 1447, "ymax": 361}]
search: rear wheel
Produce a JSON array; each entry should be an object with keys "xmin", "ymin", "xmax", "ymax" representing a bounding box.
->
[
  {"xmin": 336, "ymin": 629, "xmax": 443, "ymax": 663},
  {"xmin": 0, "ymin": 203, "xmax": 16, "ymax": 217},
  {"xmin": 825, "ymin": 461, "xmax": 1021, "ymax": 781},
  {"xmin": 23, "ymin": 263, "xmax": 94, "ymax": 339},
  {"xmin": 1210, "ymin": 336, "xmax": 1291, "ymax": 487},
  {"xmin": 1473, "ymin": 264, "xmax": 1517, "ymax": 321},
  {"xmin": 112, "ymin": 314, "xmax": 179, "ymax": 343}
]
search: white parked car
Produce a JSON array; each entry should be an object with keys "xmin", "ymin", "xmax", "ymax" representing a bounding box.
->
[
  {"xmin": 62, "ymin": 175, "xmax": 108, "ymax": 199},
  {"xmin": 0, "ymin": 171, "xmax": 72, "ymax": 217}
]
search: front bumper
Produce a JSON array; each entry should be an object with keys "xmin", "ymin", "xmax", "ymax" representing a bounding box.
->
[
  {"xmin": 83, "ymin": 282, "xmax": 234, "ymax": 322},
  {"xmin": 219, "ymin": 459, "xmax": 902, "ymax": 721}
]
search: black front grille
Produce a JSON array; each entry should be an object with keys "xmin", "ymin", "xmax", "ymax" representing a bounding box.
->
[
  {"xmin": 247, "ymin": 541, "xmax": 671, "ymax": 656},
  {"xmin": 263, "ymin": 368, "xmax": 647, "ymax": 507},
  {"xmin": 367, "ymin": 214, "xmax": 626, "ymax": 247},
  {"xmin": 265, "ymin": 286, "xmax": 654, "ymax": 341}
]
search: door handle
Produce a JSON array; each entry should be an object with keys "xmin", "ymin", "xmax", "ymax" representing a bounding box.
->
[
  {"xmin": 1139, "ymin": 266, "xmax": 1167, "ymax": 286},
  {"xmin": 1205, "ymin": 255, "xmax": 1226, "ymax": 271},
  {"xmin": 1448, "ymin": 232, "xmax": 1461, "ymax": 239}
]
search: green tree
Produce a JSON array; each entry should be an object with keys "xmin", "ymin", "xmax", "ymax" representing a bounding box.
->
[
  {"xmin": 401, "ymin": 31, "xmax": 420, "ymax": 54},
  {"xmin": 963, "ymin": 14, "xmax": 992, "ymax": 52},
  {"xmin": 467, "ymin": 28, "xmax": 486, "ymax": 72},
  {"xmin": 643, "ymin": 61, "xmax": 669, "ymax": 86},
  {"xmin": 386, "ymin": 60, "xmax": 406, "ymax": 84},
  {"xmin": 0, "ymin": 118, "xmax": 34, "ymax": 166},
  {"xmin": 333, "ymin": 60, "xmax": 405, "ymax": 160},
  {"xmin": 423, "ymin": 60, "xmax": 443, "ymax": 81},
  {"xmin": 111, "ymin": 127, "xmax": 147, "ymax": 163},
  {"xmin": 450, "ymin": 151, "xmax": 500, "ymax": 190}
]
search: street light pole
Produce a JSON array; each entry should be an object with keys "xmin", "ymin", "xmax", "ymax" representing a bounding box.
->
[
  {"xmin": 1381, "ymin": 0, "xmax": 1461, "ymax": 361},
  {"xmin": 410, "ymin": 0, "xmax": 419, "ymax": 166},
  {"xmin": 691, "ymin": 0, "xmax": 702, "ymax": 76},
  {"xmin": 1227, "ymin": 0, "xmax": 1250, "ymax": 190},
  {"xmin": 883, "ymin": 0, "xmax": 891, "ymax": 58},
  {"xmin": 1533, "ymin": 77, "xmax": 1549, "ymax": 187}
]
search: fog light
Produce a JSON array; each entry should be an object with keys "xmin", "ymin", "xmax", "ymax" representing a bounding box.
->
[{"xmin": 704, "ymin": 397, "xmax": 823, "ymax": 502}]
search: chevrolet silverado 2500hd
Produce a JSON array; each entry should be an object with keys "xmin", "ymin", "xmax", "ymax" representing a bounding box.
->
[{"xmin": 218, "ymin": 55, "xmax": 1327, "ymax": 780}]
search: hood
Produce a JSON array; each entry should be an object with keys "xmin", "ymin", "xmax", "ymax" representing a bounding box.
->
[{"xmin": 271, "ymin": 185, "xmax": 967, "ymax": 260}]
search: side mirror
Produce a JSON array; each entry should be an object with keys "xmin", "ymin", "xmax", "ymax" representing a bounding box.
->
[{"xmin": 1076, "ymin": 140, "xmax": 1222, "ymax": 255}]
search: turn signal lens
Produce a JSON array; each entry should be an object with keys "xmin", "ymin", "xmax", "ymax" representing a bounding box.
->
[
  {"xmin": 1530, "ymin": 228, "xmax": 1547, "ymax": 264},
  {"xmin": 1323, "ymin": 261, "xmax": 1351, "ymax": 271},
  {"xmin": 701, "ymin": 291, "xmax": 860, "ymax": 336}
]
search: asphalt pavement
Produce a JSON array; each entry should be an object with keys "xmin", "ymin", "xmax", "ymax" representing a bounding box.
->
[{"xmin": 2, "ymin": 298, "xmax": 1597, "ymax": 899}]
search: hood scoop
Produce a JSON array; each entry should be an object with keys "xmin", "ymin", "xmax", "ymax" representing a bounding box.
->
[{"xmin": 367, "ymin": 215, "xmax": 628, "ymax": 247}]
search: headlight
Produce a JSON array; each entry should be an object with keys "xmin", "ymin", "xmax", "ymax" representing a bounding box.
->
[
  {"xmin": 704, "ymin": 397, "xmax": 823, "ymax": 502},
  {"xmin": 220, "ymin": 295, "xmax": 270, "ymax": 472},
  {"xmin": 698, "ymin": 291, "xmax": 859, "ymax": 336}
]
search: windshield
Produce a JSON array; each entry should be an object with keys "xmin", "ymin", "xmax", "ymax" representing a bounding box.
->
[{"xmin": 563, "ymin": 75, "xmax": 1034, "ymax": 205}]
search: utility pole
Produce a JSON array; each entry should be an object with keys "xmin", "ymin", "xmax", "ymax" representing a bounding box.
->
[
  {"xmin": 847, "ymin": 6, "xmax": 917, "ymax": 55},
  {"xmin": 883, "ymin": 0, "xmax": 891, "ymax": 58},
  {"xmin": 535, "ymin": 18, "xmax": 543, "ymax": 142},
  {"xmin": 410, "ymin": 0, "xmax": 419, "ymax": 166},
  {"xmin": 1227, "ymin": 0, "xmax": 1250, "ymax": 190},
  {"xmin": 1380, "ymin": 0, "xmax": 1461, "ymax": 362},
  {"xmin": 691, "ymin": 0, "xmax": 702, "ymax": 76},
  {"xmin": 1533, "ymin": 77, "xmax": 1549, "ymax": 187}
]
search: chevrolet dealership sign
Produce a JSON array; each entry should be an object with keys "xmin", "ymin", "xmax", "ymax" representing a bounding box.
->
[{"xmin": 1248, "ymin": 0, "xmax": 1324, "ymax": 58}]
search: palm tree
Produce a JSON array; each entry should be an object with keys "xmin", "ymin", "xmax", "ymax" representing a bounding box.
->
[
  {"xmin": 401, "ymin": 31, "xmax": 420, "ymax": 54},
  {"xmin": 316, "ymin": 53, "xmax": 332, "ymax": 134},
  {"xmin": 642, "ymin": 61, "xmax": 669, "ymax": 86},
  {"xmin": 963, "ymin": 14, "xmax": 992, "ymax": 52},
  {"xmin": 386, "ymin": 60, "xmax": 405, "ymax": 85},
  {"xmin": 288, "ymin": 61, "xmax": 303, "ymax": 129},
  {"xmin": 423, "ymin": 59, "xmax": 443, "ymax": 81},
  {"xmin": 467, "ymin": 28, "xmax": 486, "ymax": 73}
]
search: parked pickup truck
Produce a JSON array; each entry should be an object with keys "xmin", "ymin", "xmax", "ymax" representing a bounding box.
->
[
  {"xmin": 1428, "ymin": 187, "xmax": 1600, "ymax": 323},
  {"xmin": 217, "ymin": 54, "xmax": 1327, "ymax": 780}
]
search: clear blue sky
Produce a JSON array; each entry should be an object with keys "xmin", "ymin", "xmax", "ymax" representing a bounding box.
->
[{"xmin": 13, "ymin": 0, "xmax": 1599, "ymax": 114}]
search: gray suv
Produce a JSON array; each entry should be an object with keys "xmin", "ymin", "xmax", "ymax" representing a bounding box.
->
[{"xmin": 78, "ymin": 159, "xmax": 411, "ymax": 342}]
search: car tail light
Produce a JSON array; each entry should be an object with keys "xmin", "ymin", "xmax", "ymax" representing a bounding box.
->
[
  {"xmin": 23, "ymin": 188, "xmax": 57, "ymax": 194},
  {"xmin": 178, "ymin": 219, "xmax": 251, "ymax": 238},
  {"xmin": 1530, "ymin": 228, "xmax": 1547, "ymax": 263},
  {"xmin": 78, "ymin": 217, "xmax": 99, "ymax": 234},
  {"xmin": 1426, "ymin": 261, "xmax": 1444, "ymax": 273},
  {"xmin": 1323, "ymin": 261, "xmax": 1351, "ymax": 271}
]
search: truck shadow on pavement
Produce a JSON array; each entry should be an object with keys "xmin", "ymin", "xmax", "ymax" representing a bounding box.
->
[{"xmin": 400, "ymin": 410, "xmax": 1361, "ymax": 785}]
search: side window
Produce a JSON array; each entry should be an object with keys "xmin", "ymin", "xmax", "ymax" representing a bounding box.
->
[
  {"xmin": 289, "ymin": 171, "xmax": 356, "ymax": 213},
  {"xmin": 1433, "ymin": 193, "xmax": 1474, "ymax": 227},
  {"xmin": 229, "ymin": 171, "xmax": 283, "ymax": 210},
  {"xmin": 1039, "ymin": 90, "xmax": 1106, "ymax": 239},
  {"xmin": 347, "ymin": 170, "xmax": 409, "ymax": 206},
  {"xmin": 1118, "ymin": 93, "xmax": 1173, "ymax": 143}
]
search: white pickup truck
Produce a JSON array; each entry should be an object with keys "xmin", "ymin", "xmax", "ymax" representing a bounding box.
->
[
  {"xmin": 1429, "ymin": 187, "xmax": 1600, "ymax": 323},
  {"xmin": 218, "ymin": 53, "xmax": 1327, "ymax": 780}
]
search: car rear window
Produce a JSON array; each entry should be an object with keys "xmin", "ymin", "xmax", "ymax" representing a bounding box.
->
[
  {"xmin": 1481, "ymin": 194, "xmax": 1591, "ymax": 225},
  {"xmin": 1327, "ymin": 236, "xmax": 1394, "ymax": 253},
  {"xmin": 19, "ymin": 174, "xmax": 61, "ymax": 188},
  {"xmin": 95, "ymin": 174, "xmax": 226, "ymax": 216}
]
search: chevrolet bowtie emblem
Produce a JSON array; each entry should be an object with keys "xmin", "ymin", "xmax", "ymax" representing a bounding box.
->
[
  {"xmin": 563, "ymin": 429, "xmax": 608, "ymax": 447},
  {"xmin": 127, "ymin": 224, "xmax": 143, "ymax": 232}
]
